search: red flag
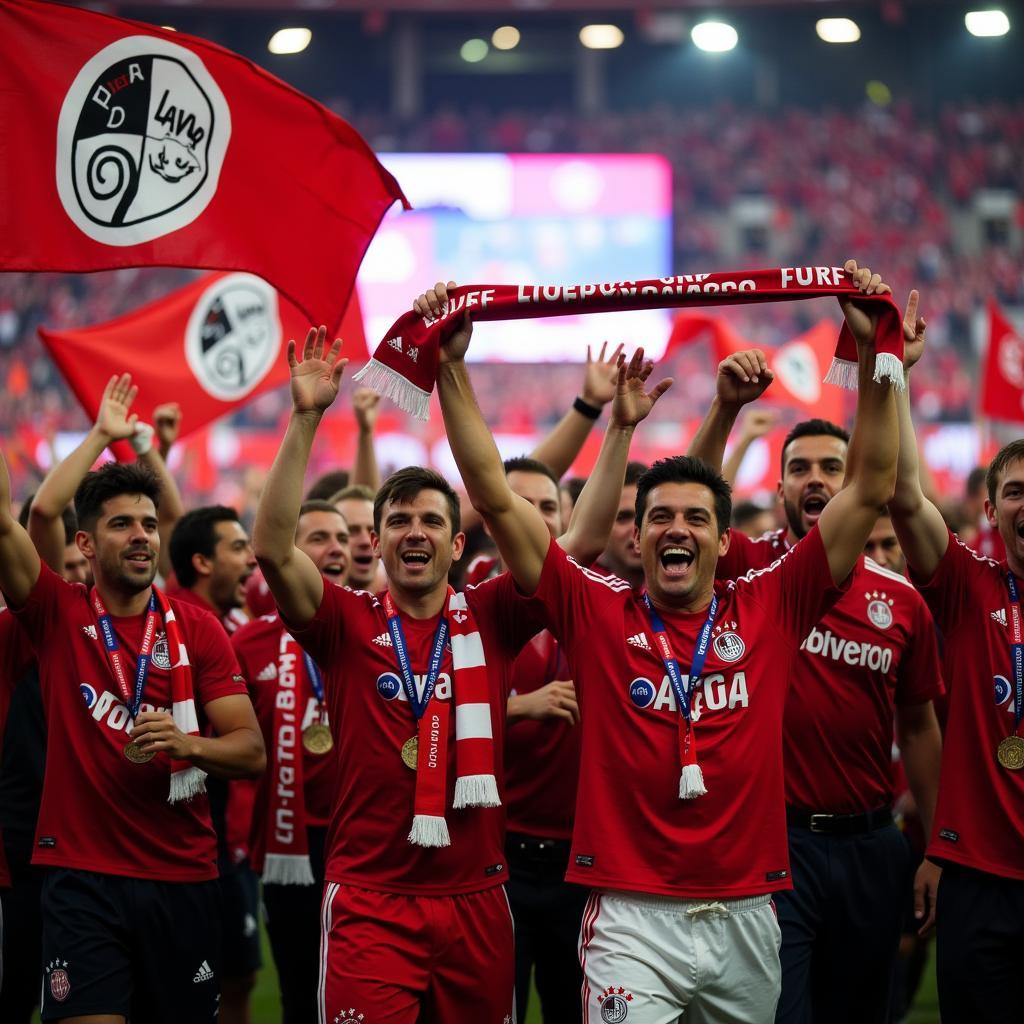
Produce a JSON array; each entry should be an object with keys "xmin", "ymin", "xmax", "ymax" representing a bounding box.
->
[
  {"xmin": 666, "ymin": 314, "xmax": 843, "ymax": 422},
  {"xmin": 39, "ymin": 272, "xmax": 367, "ymax": 445},
  {"xmin": 0, "ymin": 0, "xmax": 407, "ymax": 332},
  {"xmin": 980, "ymin": 301, "xmax": 1024, "ymax": 424}
]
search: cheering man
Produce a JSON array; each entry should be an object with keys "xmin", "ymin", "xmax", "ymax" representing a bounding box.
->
[
  {"xmin": 887, "ymin": 293, "xmax": 1024, "ymax": 1024},
  {"xmin": 687, "ymin": 342, "xmax": 943, "ymax": 1024},
  {"xmin": 430, "ymin": 259, "xmax": 902, "ymax": 1023},
  {"xmin": 232, "ymin": 498, "xmax": 349, "ymax": 1024},
  {"xmin": 253, "ymin": 326, "xmax": 657, "ymax": 1022},
  {"xmin": 0, "ymin": 450, "xmax": 265, "ymax": 1024}
]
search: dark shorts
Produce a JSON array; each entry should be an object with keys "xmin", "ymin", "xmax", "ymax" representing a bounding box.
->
[
  {"xmin": 40, "ymin": 867, "xmax": 222, "ymax": 1023},
  {"xmin": 219, "ymin": 860, "xmax": 262, "ymax": 979}
]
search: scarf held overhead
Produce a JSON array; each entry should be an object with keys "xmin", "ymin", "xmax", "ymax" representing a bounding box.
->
[{"xmin": 353, "ymin": 266, "xmax": 905, "ymax": 419}]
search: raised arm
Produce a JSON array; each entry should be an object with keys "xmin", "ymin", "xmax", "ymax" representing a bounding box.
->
[
  {"xmin": 687, "ymin": 350, "xmax": 774, "ymax": 474},
  {"xmin": 887, "ymin": 291, "xmax": 949, "ymax": 579},
  {"xmin": 530, "ymin": 342, "xmax": 623, "ymax": 479},
  {"xmin": 0, "ymin": 448, "xmax": 41, "ymax": 607},
  {"xmin": 816, "ymin": 260, "xmax": 899, "ymax": 585},
  {"xmin": 253, "ymin": 327, "xmax": 347, "ymax": 626},
  {"xmin": 722, "ymin": 409, "xmax": 779, "ymax": 486},
  {"xmin": 559, "ymin": 348, "xmax": 672, "ymax": 564},
  {"xmin": 350, "ymin": 387, "xmax": 382, "ymax": 493},
  {"xmin": 29, "ymin": 373, "xmax": 140, "ymax": 572},
  {"xmin": 427, "ymin": 283, "xmax": 552, "ymax": 595},
  {"xmin": 139, "ymin": 403, "xmax": 185, "ymax": 580}
]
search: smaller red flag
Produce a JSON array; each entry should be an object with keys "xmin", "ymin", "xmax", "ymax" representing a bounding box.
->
[
  {"xmin": 39, "ymin": 272, "xmax": 366, "ymax": 445},
  {"xmin": 980, "ymin": 301, "xmax": 1024, "ymax": 424}
]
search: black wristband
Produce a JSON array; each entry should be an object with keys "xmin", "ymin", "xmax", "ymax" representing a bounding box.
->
[{"xmin": 573, "ymin": 396, "xmax": 601, "ymax": 420}]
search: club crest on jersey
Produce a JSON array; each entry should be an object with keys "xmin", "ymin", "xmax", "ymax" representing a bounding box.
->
[
  {"xmin": 629, "ymin": 677, "xmax": 657, "ymax": 709},
  {"xmin": 865, "ymin": 591, "xmax": 894, "ymax": 630},
  {"xmin": 598, "ymin": 985, "xmax": 633, "ymax": 1022},
  {"xmin": 152, "ymin": 631, "xmax": 172, "ymax": 670},
  {"xmin": 712, "ymin": 620, "xmax": 744, "ymax": 662},
  {"xmin": 55, "ymin": 36, "xmax": 230, "ymax": 246},
  {"xmin": 45, "ymin": 960, "xmax": 71, "ymax": 1002},
  {"xmin": 80, "ymin": 683, "xmax": 98, "ymax": 709},
  {"xmin": 333, "ymin": 1010, "xmax": 365, "ymax": 1023},
  {"xmin": 184, "ymin": 273, "xmax": 282, "ymax": 401},
  {"xmin": 376, "ymin": 672, "xmax": 402, "ymax": 700}
]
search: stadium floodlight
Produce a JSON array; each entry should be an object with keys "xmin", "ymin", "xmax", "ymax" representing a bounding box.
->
[
  {"xmin": 579, "ymin": 24, "xmax": 625, "ymax": 49},
  {"xmin": 965, "ymin": 10, "xmax": 1010, "ymax": 36},
  {"xmin": 691, "ymin": 21, "xmax": 738, "ymax": 53},
  {"xmin": 816, "ymin": 18, "xmax": 861, "ymax": 44},
  {"xmin": 460, "ymin": 38, "xmax": 489, "ymax": 63},
  {"xmin": 268, "ymin": 28, "xmax": 312, "ymax": 55},
  {"xmin": 492, "ymin": 26, "xmax": 520, "ymax": 50}
]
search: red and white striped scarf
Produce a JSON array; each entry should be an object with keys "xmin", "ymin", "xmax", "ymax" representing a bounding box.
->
[
  {"xmin": 353, "ymin": 267, "xmax": 904, "ymax": 419},
  {"xmin": 155, "ymin": 591, "xmax": 205, "ymax": 803},
  {"xmin": 407, "ymin": 588, "xmax": 499, "ymax": 848}
]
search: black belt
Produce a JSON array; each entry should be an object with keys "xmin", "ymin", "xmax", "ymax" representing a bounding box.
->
[{"xmin": 786, "ymin": 806, "xmax": 893, "ymax": 836}]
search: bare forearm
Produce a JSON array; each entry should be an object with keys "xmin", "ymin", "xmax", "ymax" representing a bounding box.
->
[
  {"xmin": 351, "ymin": 427, "xmax": 381, "ymax": 493},
  {"xmin": 254, "ymin": 411, "xmax": 322, "ymax": 564},
  {"xmin": 186, "ymin": 728, "xmax": 266, "ymax": 779},
  {"xmin": 688, "ymin": 398, "xmax": 741, "ymax": 474},
  {"xmin": 898, "ymin": 714, "xmax": 942, "ymax": 839},
  {"xmin": 138, "ymin": 448, "xmax": 185, "ymax": 579},
  {"xmin": 561, "ymin": 422, "xmax": 634, "ymax": 563},
  {"xmin": 530, "ymin": 407, "xmax": 594, "ymax": 481},
  {"xmin": 438, "ymin": 360, "xmax": 514, "ymax": 517},
  {"xmin": 844, "ymin": 351, "xmax": 898, "ymax": 509},
  {"xmin": 722, "ymin": 435, "xmax": 755, "ymax": 487}
]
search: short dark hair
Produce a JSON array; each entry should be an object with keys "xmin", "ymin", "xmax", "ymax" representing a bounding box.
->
[
  {"xmin": 74, "ymin": 463, "xmax": 161, "ymax": 534},
  {"xmin": 374, "ymin": 467, "xmax": 461, "ymax": 537},
  {"xmin": 732, "ymin": 500, "xmax": 770, "ymax": 532},
  {"xmin": 987, "ymin": 440, "xmax": 1024, "ymax": 505},
  {"xmin": 634, "ymin": 456, "xmax": 732, "ymax": 536},
  {"xmin": 169, "ymin": 506, "xmax": 241, "ymax": 588},
  {"xmin": 780, "ymin": 419, "xmax": 850, "ymax": 475},
  {"xmin": 305, "ymin": 469, "xmax": 350, "ymax": 501},
  {"xmin": 503, "ymin": 455, "xmax": 559, "ymax": 491},
  {"xmin": 331, "ymin": 483, "xmax": 375, "ymax": 505},
  {"xmin": 625, "ymin": 461, "xmax": 648, "ymax": 486},
  {"xmin": 299, "ymin": 499, "xmax": 346, "ymax": 520},
  {"xmin": 563, "ymin": 476, "xmax": 587, "ymax": 505}
]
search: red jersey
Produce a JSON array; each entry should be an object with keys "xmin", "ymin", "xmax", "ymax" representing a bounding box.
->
[
  {"xmin": 0, "ymin": 609, "xmax": 34, "ymax": 887},
  {"xmin": 971, "ymin": 519, "xmax": 1006, "ymax": 562},
  {"xmin": 465, "ymin": 554, "xmax": 500, "ymax": 588},
  {"xmin": 913, "ymin": 531, "xmax": 1024, "ymax": 880},
  {"xmin": 166, "ymin": 583, "xmax": 247, "ymax": 635},
  {"xmin": 531, "ymin": 528, "xmax": 848, "ymax": 900},
  {"xmin": 232, "ymin": 612, "xmax": 338, "ymax": 870},
  {"xmin": 719, "ymin": 528, "xmax": 944, "ymax": 812},
  {"xmin": 10, "ymin": 564, "xmax": 246, "ymax": 881},
  {"xmin": 285, "ymin": 574, "xmax": 542, "ymax": 896},
  {"xmin": 505, "ymin": 628, "xmax": 579, "ymax": 840}
]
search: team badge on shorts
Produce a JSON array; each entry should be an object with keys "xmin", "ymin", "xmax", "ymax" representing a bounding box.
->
[
  {"xmin": 865, "ymin": 592, "xmax": 894, "ymax": 630},
  {"xmin": 45, "ymin": 960, "xmax": 71, "ymax": 1002},
  {"xmin": 55, "ymin": 36, "xmax": 231, "ymax": 246},
  {"xmin": 184, "ymin": 274, "xmax": 282, "ymax": 400},
  {"xmin": 333, "ymin": 1010, "xmax": 365, "ymax": 1023},
  {"xmin": 598, "ymin": 985, "xmax": 634, "ymax": 1022}
]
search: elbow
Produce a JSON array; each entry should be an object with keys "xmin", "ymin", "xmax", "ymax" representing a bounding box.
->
[
  {"xmin": 858, "ymin": 463, "xmax": 898, "ymax": 511},
  {"xmin": 244, "ymin": 731, "xmax": 267, "ymax": 777}
]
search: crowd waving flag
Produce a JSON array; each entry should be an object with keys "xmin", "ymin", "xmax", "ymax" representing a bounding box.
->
[
  {"xmin": 39, "ymin": 272, "xmax": 368, "ymax": 445},
  {"xmin": 980, "ymin": 301, "xmax": 1024, "ymax": 425},
  {"xmin": 354, "ymin": 267, "xmax": 904, "ymax": 419},
  {"xmin": 0, "ymin": 0, "xmax": 408, "ymax": 333}
]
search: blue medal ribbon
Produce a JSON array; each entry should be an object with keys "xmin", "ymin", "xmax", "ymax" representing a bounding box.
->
[
  {"xmin": 92, "ymin": 590, "xmax": 159, "ymax": 720},
  {"xmin": 383, "ymin": 591, "xmax": 450, "ymax": 723},
  {"xmin": 641, "ymin": 592, "xmax": 718, "ymax": 722},
  {"xmin": 302, "ymin": 652, "xmax": 325, "ymax": 706},
  {"xmin": 1006, "ymin": 572, "xmax": 1023, "ymax": 734}
]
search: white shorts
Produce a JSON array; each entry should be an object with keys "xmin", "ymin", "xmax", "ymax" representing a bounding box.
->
[{"xmin": 579, "ymin": 889, "xmax": 782, "ymax": 1024}]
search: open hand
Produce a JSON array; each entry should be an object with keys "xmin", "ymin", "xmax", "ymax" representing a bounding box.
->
[
  {"xmin": 913, "ymin": 857, "xmax": 941, "ymax": 937},
  {"xmin": 95, "ymin": 373, "xmax": 139, "ymax": 442},
  {"xmin": 581, "ymin": 341, "xmax": 626, "ymax": 408},
  {"xmin": 610, "ymin": 348, "xmax": 673, "ymax": 429},
  {"xmin": 288, "ymin": 326, "xmax": 347, "ymax": 415}
]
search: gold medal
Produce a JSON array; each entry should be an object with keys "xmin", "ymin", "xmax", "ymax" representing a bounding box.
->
[
  {"xmin": 401, "ymin": 736, "xmax": 418, "ymax": 770},
  {"xmin": 124, "ymin": 741, "xmax": 155, "ymax": 764},
  {"xmin": 302, "ymin": 723, "xmax": 334, "ymax": 755},
  {"xmin": 997, "ymin": 735, "xmax": 1024, "ymax": 771}
]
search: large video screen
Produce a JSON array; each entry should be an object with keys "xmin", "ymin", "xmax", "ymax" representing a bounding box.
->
[{"xmin": 357, "ymin": 153, "xmax": 673, "ymax": 362}]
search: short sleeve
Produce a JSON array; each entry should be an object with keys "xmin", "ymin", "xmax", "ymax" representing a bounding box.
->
[
  {"xmin": 895, "ymin": 596, "xmax": 945, "ymax": 706},
  {"xmin": 279, "ymin": 580, "xmax": 355, "ymax": 666},
  {"xmin": 531, "ymin": 536, "xmax": 630, "ymax": 658},
  {"xmin": 732, "ymin": 526, "xmax": 849, "ymax": 648},
  {"xmin": 716, "ymin": 528, "xmax": 758, "ymax": 580},
  {"xmin": 189, "ymin": 612, "xmax": 247, "ymax": 706},
  {"xmin": 910, "ymin": 530, "xmax": 973, "ymax": 633},
  {"xmin": 8, "ymin": 562, "xmax": 71, "ymax": 645}
]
